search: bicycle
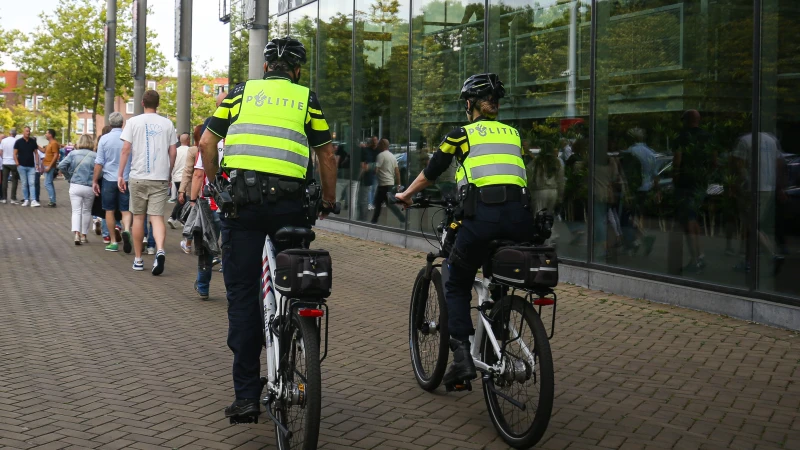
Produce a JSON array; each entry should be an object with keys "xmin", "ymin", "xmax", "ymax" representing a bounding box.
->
[
  {"xmin": 404, "ymin": 192, "xmax": 558, "ymax": 449},
  {"xmin": 222, "ymin": 179, "xmax": 340, "ymax": 450}
]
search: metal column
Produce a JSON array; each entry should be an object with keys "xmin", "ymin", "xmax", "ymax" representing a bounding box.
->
[
  {"xmin": 249, "ymin": 0, "xmax": 269, "ymax": 80},
  {"xmin": 176, "ymin": 0, "xmax": 193, "ymax": 134},
  {"xmin": 132, "ymin": 0, "xmax": 147, "ymax": 114},
  {"xmin": 104, "ymin": 0, "xmax": 117, "ymax": 120}
]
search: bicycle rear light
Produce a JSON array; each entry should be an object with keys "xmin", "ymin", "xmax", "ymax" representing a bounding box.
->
[{"xmin": 298, "ymin": 308, "xmax": 325, "ymax": 317}]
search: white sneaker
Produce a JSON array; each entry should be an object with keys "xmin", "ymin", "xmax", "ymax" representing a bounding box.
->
[
  {"xmin": 31, "ymin": 200, "xmax": 41, "ymax": 207},
  {"xmin": 10, "ymin": 200, "xmax": 18, "ymax": 205},
  {"xmin": 181, "ymin": 240, "xmax": 192, "ymax": 254},
  {"xmin": 20, "ymin": 200, "xmax": 30, "ymax": 207},
  {"xmin": 0, "ymin": 200, "xmax": 6, "ymax": 204},
  {"xmin": 167, "ymin": 218, "xmax": 177, "ymax": 229},
  {"xmin": 146, "ymin": 247, "xmax": 156, "ymax": 255}
]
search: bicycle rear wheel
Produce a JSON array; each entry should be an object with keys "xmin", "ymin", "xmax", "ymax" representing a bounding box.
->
[
  {"xmin": 482, "ymin": 295, "xmax": 553, "ymax": 449},
  {"xmin": 409, "ymin": 267, "xmax": 449, "ymax": 391},
  {"xmin": 275, "ymin": 312, "xmax": 321, "ymax": 450}
]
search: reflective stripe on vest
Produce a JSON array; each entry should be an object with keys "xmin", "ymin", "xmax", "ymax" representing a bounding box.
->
[
  {"xmin": 222, "ymin": 79, "xmax": 310, "ymax": 180},
  {"xmin": 456, "ymin": 121, "xmax": 527, "ymax": 189}
]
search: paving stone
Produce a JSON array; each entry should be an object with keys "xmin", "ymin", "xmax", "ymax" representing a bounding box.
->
[{"xmin": 1, "ymin": 181, "xmax": 798, "ymax": 449}]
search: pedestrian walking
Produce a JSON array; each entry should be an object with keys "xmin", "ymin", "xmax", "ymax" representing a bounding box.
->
[
  {"xmin": 43, "ymin": 128, "xmax": 60, "ymax": 207},
  {"xmin": 0, "ymin": 128, "xmax": 20, "ymax": 203},
  {"xmin": 93, "ymin": 112, "xmax": 133, "ymax": 253},
  {"xmin": 167, "ymin": 132, "xmax": 190, "ymax": 229},
  {"xmin": 13, "ymin": 126, "xmax": 42, "ymax": 207},
  {"xmin": 58, "ymin": 135, "xmax": 97, "ymax": 245},
  {"xmin": 118, "ymin": 90, "xmax": 177, "ymax": 274}
]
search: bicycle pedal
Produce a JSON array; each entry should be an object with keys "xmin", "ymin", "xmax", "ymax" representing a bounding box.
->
[
  {"xmin": 229, "ymin": 413, "xmax": 259, "ymax": 425},
  {"xmin": 445, "ymin": 380, "xmax": 472, "ymax": 392}
]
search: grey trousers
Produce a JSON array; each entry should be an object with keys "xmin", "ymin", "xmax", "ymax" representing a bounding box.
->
[{"xmin": 2, "ymin": 165, "xmax": 19, "ymax": 201}]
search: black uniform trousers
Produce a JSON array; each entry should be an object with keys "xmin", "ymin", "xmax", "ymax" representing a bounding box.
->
[
  {"xmin": 221, "ymin": 199, "xmax": 307, "ymax": 400},
  {"xmin": 445, "ymin": 200, "xmax": 534, "ymax": 341}
]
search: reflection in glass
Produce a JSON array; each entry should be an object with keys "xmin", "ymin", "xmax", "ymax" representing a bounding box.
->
[
  {"xmin": 409, "ymin": 0, "xmax": 485, "ymax": 233},
  {"xmin": 759, "ymin": 0, "xmax": 799, "ymax": 297},
  {"xmin": 353, "ymin": 0, "xmax": 410, "ymax": 227},
  {"xmin": 318, "ymin": 0, "xmax": 354, "ymax": 219},
  {"xmin": 488, "ymin": 0, "xmax": 591, "ymax": 261},
  {"xmin": 289, "ymin": 3, "xmax": 318, "ymax": 89},
  {"xmin": 594, "ymin": 0, "xmax": 753, "ymax": 288}
]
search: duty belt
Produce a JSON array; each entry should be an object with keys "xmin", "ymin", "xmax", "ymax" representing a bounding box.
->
[{"xmin": 229, "ymin": 169, "xmax": 305, "ymax": 206}]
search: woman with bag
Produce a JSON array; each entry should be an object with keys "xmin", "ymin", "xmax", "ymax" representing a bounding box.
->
[{"xmin": 58, "ymin": 135, "xmax": 97, "ymax": 245}]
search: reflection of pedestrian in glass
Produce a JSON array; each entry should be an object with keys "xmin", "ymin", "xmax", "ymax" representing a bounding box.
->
[
  {"xmin": 732, "ymin": 132, "xmax": 788, "ymax": 273},
  {"xmin": 357, "ymin": 136, "xmax": 378, "ymax": 220},
  {"xmin": 527, "ymin": 146, "xmax": 563, "ymax": 243},
  {"xmin": 673, "ymin": 110, "xmax": 712, "ymax": 274},
  {"xmin": 620, "ymin": 127, "xmax": 658, "ymax": 255},
  {"xmin": 334, "ymin": 141, "xmax": 351, "ymax": 206},
  {"xmin": 564, "ymin": 129, "xmax": 589, "ymax": 245},
  {"xmin": 371, "ymin": 139, "xmax": 405, "ymax": 224},
  {"xmin": 594, "ymin": 146, "xmax": 621, "ymax": 260}
]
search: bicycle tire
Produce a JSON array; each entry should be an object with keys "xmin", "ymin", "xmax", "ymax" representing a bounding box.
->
[
  {"xmin": 408, "ymin": 267, "xmax": 449, "ymax": 391},
  {"xmin": 482, "ymin": 295, "xmax": 553, "ymax": 449},
  {"xmin": 275, "ymin": 313, "xmax": 322, "ymax": 450}
]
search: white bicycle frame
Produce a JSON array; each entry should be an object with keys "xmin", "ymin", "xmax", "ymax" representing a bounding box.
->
[
  {"xmin": 467, "ymin": 276, "xmax": 538, "ymax": 376},
  {"xmin": 439, "ymin": 223, "xmax": 537, "ymax": 376},
  {"xmin": 260, "ymin": 235, "xmax": 285, "ymax": 400}
]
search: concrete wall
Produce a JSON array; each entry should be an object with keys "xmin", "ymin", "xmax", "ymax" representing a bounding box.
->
[{"xmin": 314, "ymin": 219, "xmax": 800, "ymax": 332}]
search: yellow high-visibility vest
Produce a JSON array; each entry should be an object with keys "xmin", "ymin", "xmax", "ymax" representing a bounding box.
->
[
  {"xmin": 456, "ymin": 121, "xmax": 527, "ymax": 189},
  {"xmin": 222, "ymin": 79, "xmax": 310, "ymax": 180}
]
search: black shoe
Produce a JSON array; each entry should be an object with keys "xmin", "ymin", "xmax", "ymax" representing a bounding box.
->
[
  {"xmin": 442, "ymin": 338, "xmax": 477, "ymax": 386},
  {"xmin": 224, "ymin": 398, "xmax": 261, "ymax": 418}
]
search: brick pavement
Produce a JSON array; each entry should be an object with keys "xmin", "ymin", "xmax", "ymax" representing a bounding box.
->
[{"xmin": 0, "ymin": 179, "xmax": 798, "ymax": 450}]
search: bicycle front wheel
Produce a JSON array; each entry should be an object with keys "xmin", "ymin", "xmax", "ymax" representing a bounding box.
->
[
  {"xmin": 482, "ymin": 295, "xmax": 554, "ymax": 449},
  {"xmin": 275, "ymin": 312, "xmax": 321, "ymax": 450},
  {"xmin": 409, "ymin": 267, "xmax": 449, "ymax": 391}
]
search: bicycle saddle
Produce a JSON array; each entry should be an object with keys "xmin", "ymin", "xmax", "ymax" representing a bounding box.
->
[{"xmin": 275, "ymin": 226, "xmax": 316, "ymax": 242}]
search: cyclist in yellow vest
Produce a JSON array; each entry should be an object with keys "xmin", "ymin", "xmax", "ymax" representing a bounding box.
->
[
  {"xmin": 396, "ymin": 73, "xmax": 533, "ymax": 385},
  {"xmin": 197, "ymin": 37, "xmax": 337, "ymax": 420}
]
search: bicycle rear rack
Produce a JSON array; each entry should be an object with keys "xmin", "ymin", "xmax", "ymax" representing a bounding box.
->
[{"xmin": 290, "ymin": 300, "xmax": 329, "ymax": 363}]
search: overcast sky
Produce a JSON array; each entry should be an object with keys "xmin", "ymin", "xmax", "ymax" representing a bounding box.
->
[{"xmin": 0, "ymin": 0, "xmax": 231, "ymax": 76}]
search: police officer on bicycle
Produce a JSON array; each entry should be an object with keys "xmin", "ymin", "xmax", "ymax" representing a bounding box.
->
[
  {"xmin": 198, "ymin": 36, "xmax": 337, "ymax": 420},
  {"xmin": 395, "ymin": 73, "xmax": 533, "ymax": 386}
]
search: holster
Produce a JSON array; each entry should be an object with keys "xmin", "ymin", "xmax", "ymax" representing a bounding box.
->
[{"xmin": 457, "ymin": 184, "xmax": 477, "ymax": 219}]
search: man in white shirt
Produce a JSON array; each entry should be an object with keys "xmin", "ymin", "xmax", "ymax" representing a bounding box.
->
[
  {"xmin": 0, "ymin": 128, "xmax": 20, "ymax": 203},
  {"xmin": 118, "ymin": 90, "xmax": 177, "ymax": 275},
  {"xmin": 371, "ymin": 138, "xmax": 405, "ymax": 224},
  {"xmin": 168, "ymin": 132, "xmax": 191, "ymax": 229}
]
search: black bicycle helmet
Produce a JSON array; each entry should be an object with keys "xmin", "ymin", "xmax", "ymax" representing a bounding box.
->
[
  {"xmin": 459, "ymin": 73, "xmax": 505, "ymax": 100},
  {"xmin": 264, "ymin": 36, "xmax": 307, "ymax": 66}
]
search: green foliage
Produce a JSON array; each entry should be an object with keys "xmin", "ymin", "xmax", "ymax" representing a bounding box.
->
[
  {"xmin": 12, "ymin": 0, "xmax": 167, "ymax": 137},
  {"xmin": 158, "ymin": 62, "xmax": 224, "ymax": 132}
]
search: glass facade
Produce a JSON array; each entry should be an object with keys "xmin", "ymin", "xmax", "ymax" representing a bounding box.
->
[{"xmin": 229, "ymin": 0, "xmax": 799, "ymax": 307}]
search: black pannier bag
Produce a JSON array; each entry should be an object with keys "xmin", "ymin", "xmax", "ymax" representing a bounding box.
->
[
  {"xmin": 274, "ymin": 249, "xmax": 333, "ymax": 298},
  {"xmin": 490, "ymin": 246, "xmax": 558, "ymax": 289}
]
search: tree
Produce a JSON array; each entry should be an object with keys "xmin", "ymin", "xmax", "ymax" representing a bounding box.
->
[
  {"xmin": 157, "ymin": 62, "xmax": 224, "ymax": 132},
  {"xmin": 13, "ymin": 0, "xmax": 167, "ymax": 138}
]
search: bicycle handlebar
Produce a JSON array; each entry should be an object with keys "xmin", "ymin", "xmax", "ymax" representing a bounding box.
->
[
  {"xmin": 388, "ymin": 192, "xmax": 458, "ymax": 209},
  {"xmin": 319, "ymin": 201, "xmax": 341, "ymax": 215}
]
